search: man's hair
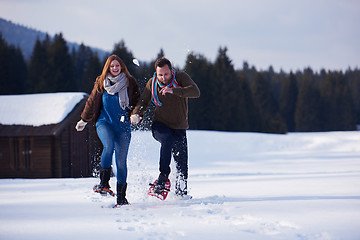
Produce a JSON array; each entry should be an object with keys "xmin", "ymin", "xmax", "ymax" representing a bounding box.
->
[{"xmin": 155, "ymin": 57, "xmax": 172, "ymax": 70}]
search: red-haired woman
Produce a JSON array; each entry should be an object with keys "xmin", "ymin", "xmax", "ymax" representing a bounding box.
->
[{"xmin": 76, "ymin": 55, "xmax": 140, "ymax": 207}]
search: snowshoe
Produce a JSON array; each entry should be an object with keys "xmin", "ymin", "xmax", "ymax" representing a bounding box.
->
[
  {"xmin": 93, "ymin": 184, "xmax": 115, "ymax": 197},
  {"xmin": 148, "ymin": 179, "xmax": 171, "ymax": 200}
]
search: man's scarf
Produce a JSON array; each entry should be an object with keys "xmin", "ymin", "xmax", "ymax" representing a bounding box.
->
[{"xmin": 151, "ymin": 69, "xmax": 180, "ymax": 106}]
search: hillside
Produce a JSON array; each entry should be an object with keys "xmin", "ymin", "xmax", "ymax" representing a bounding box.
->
[{"xmin": 0, "ymin": 17, "xmax": 107, "ymax": 60}]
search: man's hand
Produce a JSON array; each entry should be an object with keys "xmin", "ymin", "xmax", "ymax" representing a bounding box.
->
[
  {"xmin": 160, "ymin": 87, "xmax": 173, "ymax": 95},
  {"xmin": 130, "ymin": 114, "xmax": 141, "ymax": 124}
]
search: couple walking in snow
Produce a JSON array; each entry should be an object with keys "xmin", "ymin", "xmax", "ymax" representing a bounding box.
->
[{"xmin": 75, "ymin": 55, "xmax": 200, "ymax": 207}]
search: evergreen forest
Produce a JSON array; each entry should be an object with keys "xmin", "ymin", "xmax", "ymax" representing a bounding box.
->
[{"xmin": 1, "ymin": 32, "xmax": 359, "ymax": 133}]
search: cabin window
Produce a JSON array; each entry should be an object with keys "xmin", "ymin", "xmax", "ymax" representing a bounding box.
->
[
  {"xmin": 12, "ymin": 139, "xmax": 19, "ymax": 170},
  {"xmin": 12, "ymin": 137, "xmax": 32, "ymax": 170},
  {"xmin": 23, "ymin": 137, "xmax": 31, "ymax": 169}
]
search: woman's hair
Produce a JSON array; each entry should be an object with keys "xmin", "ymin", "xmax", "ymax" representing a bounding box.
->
[
  {"xmin": 95, "ymin": 54, "xmax": 133, "ymax": 92},
  {"xmin": 155, "ymin": 57, "xmax": 172, "ymax": 70}
]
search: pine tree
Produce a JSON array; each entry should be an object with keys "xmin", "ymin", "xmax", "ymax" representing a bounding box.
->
[
  {"xmin": 346, "ymin": 68, "xmax": 360, "ymax": 126},
  {"xmin": 251, "ymin": 72, "xmax": 286, "ymax": 133},
  {"xmin": 184, "ymin": 52, "xmax": 212, "ymax": 130},
  {"xmin": 279, "ymin": 72, "xmax": 298, "ymax": 131},
  {"xmin": 236, "ymin": 70, "xmax": 262, "ymax": 132},
  {"xmin": 0, "ymin": 33, "xmax": 27, "ymax": 94},
  {"xmin": 81, "ymin": 52, "xmax": 102, "ymax": 93},
  {"xmin": 13, "ymin": 47, "xmax": 27, "ymax": 94},
  {"xmin": 72, "ymin": 43, "xmax": 92, "ymax": 91},
  {"xmin": 0, "ymin": 34, "xmax": 9, "ymax": 94},
  {"xmin": 212, "ymin": 47, "xmax": 240, "ymax": 131},
  {"xmin": 320, "ymin": 71, "xmax": 356, "ymax": 131},
  {"xmin": 48, "ymin": 33, "xmax": 74, "ymax": 92},
  {"xmin": 295, "ymin": 69, "xmax": 323, "ymax": 132},
  {"xmin": 27, "ymin": 37, "xmax": 51, "ymax": 92}
]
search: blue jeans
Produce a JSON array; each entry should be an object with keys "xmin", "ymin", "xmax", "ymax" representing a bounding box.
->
[
  {"xmin": 151, "ymin": 121, "xmax": 188, "ymax": 180},
  {"xmin": 96, "ymin": 122, "xmax": 131, "ymax": 185}
]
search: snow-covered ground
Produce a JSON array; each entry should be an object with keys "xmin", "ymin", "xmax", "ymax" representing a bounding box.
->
[{"xmin": 0, "ymin": 130, "xmax": 359, "ymax": 240}]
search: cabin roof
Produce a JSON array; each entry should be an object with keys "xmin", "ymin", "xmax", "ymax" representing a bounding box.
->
[{"xmin": 0, "ymin": 92, "xmax": 87, "ymax": 137}]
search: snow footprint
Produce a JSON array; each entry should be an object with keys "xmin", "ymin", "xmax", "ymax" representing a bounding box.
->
[
  {"xmin": 116, "ymin": 212, "xmax": 168, "ymax": 233},
  {"xmin": 230, "ymin": 215, "xmax": 300, "ymax": 236}
]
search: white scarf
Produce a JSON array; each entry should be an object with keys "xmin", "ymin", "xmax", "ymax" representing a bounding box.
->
[{"xmin": 103, "ymin": 73, "xmax": 129, "ymax": 110}]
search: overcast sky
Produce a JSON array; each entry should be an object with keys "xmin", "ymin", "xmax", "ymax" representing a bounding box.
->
[{"xmin": 1, "ymin": 0, "xmax": 359, "ymax": 72}]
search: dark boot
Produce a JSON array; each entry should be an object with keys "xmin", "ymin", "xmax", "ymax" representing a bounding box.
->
[
  {"xmin": 116, "ymin": 183, "xmax": 129, "ymax": 206},
  {"xmin": 100, "ymin": 168, "xmax": 111, "ymax": 188},
  {"xmin": 154, "ymin": 173, "xmax": 169, "ymax": 193},
  {"xmin": 93, "ymin": 168, "xmax": 114, "ymax": 196}
]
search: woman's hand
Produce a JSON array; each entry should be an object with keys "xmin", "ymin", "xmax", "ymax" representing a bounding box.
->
[{"xmin": 75, "ymin": 119, "xmax": 87, "ymax": 131}]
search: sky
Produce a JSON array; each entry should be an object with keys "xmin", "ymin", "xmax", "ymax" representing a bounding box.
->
[{"xmin": 0, "ymin": 0, "xmax": 359, "ymax": 72}]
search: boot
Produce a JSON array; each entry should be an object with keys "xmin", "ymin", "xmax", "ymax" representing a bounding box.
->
[
  {"xmin": 98, "ymin": 168, "xmax": 111, "ymax": 187},
  {"xmin": 93, "ymin": 168, "xmax": 114, "ymax": 196},
  {"xmin": 156, "ymin": 173, "xmax": 168, "ymax": 189},
  {"xmin": 175, "ymin": 177, "xmax": 188, "ymax": 197},
  {"xmin": 116, "ymin": 183, "xmax": 129, "ymax": 206},
  {"xmin": 154, "ymin": 173, "xmax": 168, "ymax": 193}
]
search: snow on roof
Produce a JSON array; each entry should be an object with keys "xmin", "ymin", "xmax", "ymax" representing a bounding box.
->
[{"xmin": 0, "ymin": 92, "xmax": 86, "ymax": 126}]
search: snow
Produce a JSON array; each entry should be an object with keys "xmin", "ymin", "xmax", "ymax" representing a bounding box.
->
[
  {"xmin": 1, "ymin": 130, "xmax": 360, "ymax": 240},
  {"xmin": 0, "ymin": 92, "xmax": 86, "ymax": 126}
]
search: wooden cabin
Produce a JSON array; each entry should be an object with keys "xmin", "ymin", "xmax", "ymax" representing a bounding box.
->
[{"xmin": 0, "ymin": 93, "xmax": 101, "ymax": 178}]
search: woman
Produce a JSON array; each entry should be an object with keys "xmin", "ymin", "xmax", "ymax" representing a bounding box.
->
[{"xmin": 75, "ymin": 55, "xmax": 140, "ymax": 207}]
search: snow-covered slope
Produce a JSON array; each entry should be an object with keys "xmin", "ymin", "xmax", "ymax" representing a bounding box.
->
[{"xmin": 0, "ymin": 130, "xmax": 359, "ymax": 240}]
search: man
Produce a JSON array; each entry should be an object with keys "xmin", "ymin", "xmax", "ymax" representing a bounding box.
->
[{"xmin": 131, "ymin": 57, "xmax": 200, "ymax": 197}]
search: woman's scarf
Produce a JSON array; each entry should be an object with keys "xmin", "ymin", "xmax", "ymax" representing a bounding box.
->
[
  {"xmin": 103, "ymin": 73, "xmax": 129, "ymax": 110},
  {"xmin": 151, "ymin": 69, "xmax": 180, "ymax": 106}
]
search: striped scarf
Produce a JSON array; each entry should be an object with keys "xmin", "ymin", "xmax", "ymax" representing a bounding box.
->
[{"xmin": 151, "ymin": 69, "xmax": 180, "ymax": 106}]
